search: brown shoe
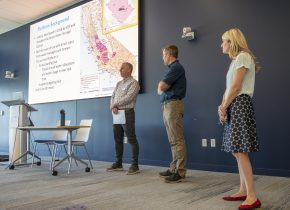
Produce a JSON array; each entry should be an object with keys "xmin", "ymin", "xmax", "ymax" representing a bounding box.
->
[
  {"xmin": 106, "ymin": 163, "xmax": 124, "ymax": 171},
  {"xmin": 164, "ymin": 172, "xmax": 185, "ymax": 183},
  {"xmin": 159, "ymin": 169, "xmax": 173, "ymax": 177},
  {"xmin": 126, "ymin": 165, "xmax": 140, "ymax": 175}
]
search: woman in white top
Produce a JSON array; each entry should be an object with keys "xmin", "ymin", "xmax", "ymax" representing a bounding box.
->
[{"xmin": 218, "ymin": 28, "xmax": 261, "ymax": 210}]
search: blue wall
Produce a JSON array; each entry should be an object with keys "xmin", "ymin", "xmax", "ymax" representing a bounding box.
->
[{"xmin": 1, "ymin": 0, "xmax": 289, "ymax": 177}]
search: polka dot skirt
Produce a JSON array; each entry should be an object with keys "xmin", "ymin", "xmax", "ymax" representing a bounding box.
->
[{"xmin": 221, "ymin": 94, "xmax": 259, "ymax": 153}]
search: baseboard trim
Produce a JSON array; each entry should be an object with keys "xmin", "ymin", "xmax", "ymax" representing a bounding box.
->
[{"xmin": 137, "ymin": 159, "xmax": 290, "ymax": 177}]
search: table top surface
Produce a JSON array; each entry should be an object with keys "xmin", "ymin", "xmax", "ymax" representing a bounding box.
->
[{"xmin": 17, "ymin": 126, "xmax": 90, "ymax": 131}]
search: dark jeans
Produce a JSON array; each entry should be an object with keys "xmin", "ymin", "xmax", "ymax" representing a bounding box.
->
[{"xmin": 113, "ymin": 109, "xmax": 139, "ymax": 166}]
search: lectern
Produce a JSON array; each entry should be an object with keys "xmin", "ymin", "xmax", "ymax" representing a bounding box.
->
[{"xmin": 1, "ymin": 100, "xmax": 37, "ymax": 164}]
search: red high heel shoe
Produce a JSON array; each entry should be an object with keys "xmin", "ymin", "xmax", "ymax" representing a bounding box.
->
[
  {"xmin": 239, "ymin": 199, "xmax": 261, "ymax": 210},
  {"xmin": 223, "ymin": 195, "xmax": 247, "ymax": 201}
]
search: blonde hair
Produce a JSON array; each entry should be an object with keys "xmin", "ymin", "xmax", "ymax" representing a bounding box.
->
[{"xmin": 222, "ymin": 28, "xmax": 261, "ymax": 72}]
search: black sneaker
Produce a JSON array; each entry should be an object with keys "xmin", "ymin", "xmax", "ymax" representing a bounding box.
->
[
  {"xmin": 126, "ymin": 165, "xmax": 140, "ymax": 175},
  {"xmin": 164, "ymin": 172, "xmax": 185, "ymax": 183},
  {"xmin": 106, "ymin": 163, "xmax": 124, "ymax": 171},
  {"xmin": 159, "ymin": 169, "xmax": 173, "ymax": 177}
]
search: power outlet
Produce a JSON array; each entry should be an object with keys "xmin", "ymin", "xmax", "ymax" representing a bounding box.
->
[
  {"xmin": 202, "ymin": 139, "xmax": 207, "ymax": 147},
  {"xmin": 210, "ymin": 139, "xmax": 216, "ymax": 147}
]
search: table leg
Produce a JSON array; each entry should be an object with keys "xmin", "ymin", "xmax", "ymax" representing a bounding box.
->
[
  {"xmin": 52, "ymin": 129, "xmax": 89, "ymax": 175},
  {"xmin": 8, "ymin": 129, "xmax": 41, "ymax": 169}
]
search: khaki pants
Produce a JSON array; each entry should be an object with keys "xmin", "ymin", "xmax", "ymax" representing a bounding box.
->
[{"xmin": 162, "ymin": 100, "xmax": 187, "ymax": 177}]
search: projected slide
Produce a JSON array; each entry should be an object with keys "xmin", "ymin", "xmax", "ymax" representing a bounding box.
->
[{"xmin": 29, "ymin": 0, "xmax": 139, "ymax": 104}]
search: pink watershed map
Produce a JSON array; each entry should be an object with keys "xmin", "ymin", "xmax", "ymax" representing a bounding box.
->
[{"xmin": 106, "ymin": 0, "xmax": 134, "ymax": 23}]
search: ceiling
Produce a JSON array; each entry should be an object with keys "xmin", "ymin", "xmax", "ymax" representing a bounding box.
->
[{"xmin": 0, "ymin": 0, "xmax": 86, "ymax": 35}]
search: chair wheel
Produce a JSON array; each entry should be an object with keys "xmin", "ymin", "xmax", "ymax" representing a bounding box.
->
[
  {"xmin": 36, "ymin": 161, "xmax": 41, "ymax": 166},
  {"xmin": 85, "ymin": 167, "xmax": 90, "ymax": 172},
  {"xmin": 52, "ymin": 170, "xmax": 58, "ymax": 176},
  {"xmin": 9, "ymin": 165, "xmax": 15, "ymax": 170}
]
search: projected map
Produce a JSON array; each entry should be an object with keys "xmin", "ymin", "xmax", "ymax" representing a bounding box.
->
[
  {"xmin": 103, "ymin": 0, "xmax": 138, "ymax": 33},
  {"xmin": 29, "ymin": 0, "xmax": 139, "ymax": 104}
]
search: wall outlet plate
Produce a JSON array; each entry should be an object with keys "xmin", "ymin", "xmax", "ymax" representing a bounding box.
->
[
  {"xmin": 202, "ymin": 138, "xmax": 207, "ymax": 147},
  {"xmin": 210, "ymin": 139, "xmax": 216, "ymax": 147}
]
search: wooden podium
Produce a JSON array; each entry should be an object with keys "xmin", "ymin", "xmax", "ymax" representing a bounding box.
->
[{"xmin": 1, "ymin": 100, "xmax": 37, "ymax": 164}]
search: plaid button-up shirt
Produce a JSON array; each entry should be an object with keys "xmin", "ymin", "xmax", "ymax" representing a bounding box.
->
[{"xmin": 111, "ymin": 76, "xmax": 140, "ymax": 109}]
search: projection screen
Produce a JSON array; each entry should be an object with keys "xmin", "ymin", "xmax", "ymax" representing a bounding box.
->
[{"xmin": 29, "ymin": 0, "xmax": 139, "ymax": 104}]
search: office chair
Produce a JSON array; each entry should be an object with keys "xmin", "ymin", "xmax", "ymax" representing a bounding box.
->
[
  {"xmin": 52, "ymin": 119, "xmax": 93, "ymax": 170},
  {"xmin": 31, "ymin": 120, "xmax": 71, "ymax": 169}
]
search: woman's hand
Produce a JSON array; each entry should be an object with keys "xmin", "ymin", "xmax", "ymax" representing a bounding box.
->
[{"xmin": 218, "ymin": 105, "xmax": 227, "ymax": 124}]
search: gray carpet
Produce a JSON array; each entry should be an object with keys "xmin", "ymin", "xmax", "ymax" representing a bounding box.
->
[{"xmin": 0, "ymin": 159, "xmax": 289, "ymax": 210}]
